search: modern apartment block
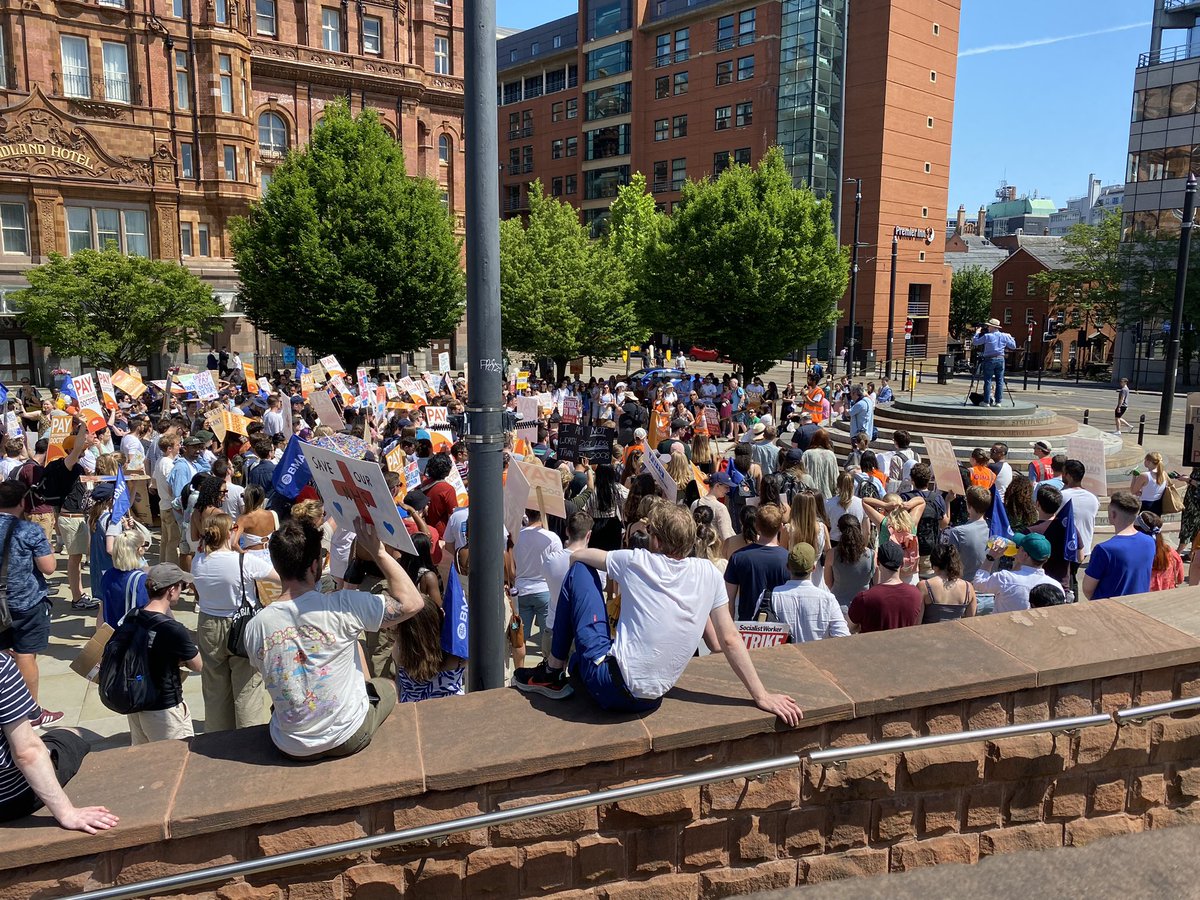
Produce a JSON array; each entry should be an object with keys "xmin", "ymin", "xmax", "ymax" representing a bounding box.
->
[
  {"xmin": 496, "ymin": 0, "xmax": 961, "ymax": 362},
  {"xmin": 0, "ymin": 0, "xmax": 464, "ymax": 380}
]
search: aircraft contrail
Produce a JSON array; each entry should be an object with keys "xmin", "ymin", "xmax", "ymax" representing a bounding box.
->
[{"xmin": 960, "ymin": 21, "xmax": 1150, "ymax": 58}]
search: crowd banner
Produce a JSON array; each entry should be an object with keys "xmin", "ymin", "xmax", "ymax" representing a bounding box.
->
[
  {"xmin": 556, "ymin": 423, "xmax": 616, "ymax": 463},
  {"xmin": 72, "ymin": 374, "xmax": 102, "ymax": 414},
  {"xmin": 641, "ymin": 439, "xmax": 678, "ymax": 503},
  {"xmin": 1065, "ymin": 437, "xmax": 1110, "ymax": 497},
  {"xmin": 193, "ymin": 370, "xmax": 219, "ymax": 402},
  {"xmin": 301, "ymin": 443, "xmax": 416, "ymax": 555},
  {"xmin": 515, "ymin": 460, "xmax": 566, "ymax": 520}
]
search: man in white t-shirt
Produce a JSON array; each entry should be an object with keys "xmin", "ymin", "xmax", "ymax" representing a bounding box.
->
[
  {"xmin": 513, "ymin": 503, "xmax": 802, "ymax": 724},
  {"xmin": 542, "ymin": 511, "xmax": 606, "ymax": 632},
  {"xmin": 989, "ymin": 443, "xmax": 1013, "ymax": 501},
  {"xmin": 1060, "ymin": 458, "xmax": 1101, "ymax": 600},
  {"xmin": 242, "ymin": 517, "xmax": 423, "ymax": 760},
  {"xmin": 511, "ymin": 509, "xmax": 562, "ymax": 657}
]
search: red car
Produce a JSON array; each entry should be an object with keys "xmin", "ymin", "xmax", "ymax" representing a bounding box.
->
[{"xmin": 688, "ymin": 346, "xmax": 724, "ymax": 362}]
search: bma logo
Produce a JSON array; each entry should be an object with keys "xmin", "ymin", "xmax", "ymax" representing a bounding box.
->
[{"xmin": 893, "ymin": 225, "xmax": 936, "ymax": 245}]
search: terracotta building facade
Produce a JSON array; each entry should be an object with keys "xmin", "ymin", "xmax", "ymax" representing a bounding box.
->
[
  {"xmin": 0, "ymin": 0, "xmax": 464, "ymax": 383},
  {"xmin": 496, "ymin": 0, "xmax": 961, "ymax": 365}
]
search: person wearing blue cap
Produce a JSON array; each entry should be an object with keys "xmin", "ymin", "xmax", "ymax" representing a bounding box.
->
[
  {"xmin": 974, "ymin": 531, "xmax": 1059, "ymax": 614},
  {"xmin": 691, "ymin": 471, "xmax": 734, "ymax": 541}
]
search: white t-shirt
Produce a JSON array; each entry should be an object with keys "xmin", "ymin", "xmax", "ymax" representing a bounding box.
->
[
  {"xmin": 542, "ymin": 549, "xmax": 607, "ymax": 630},
  {"xmin": 243, "ymin": 589, "xmax": 384, "ymax": 757},
  {"xmin": 974, "ymin": 566, "xmax": 1059, "ymax": 614},
  {"xmin": 512, "ymin": 526, "xmax": 562, "ymax": 596},
  {"xmin": 606, "ymin": 549, "xmax": 727, "ymax": 700},
  {"xmin": 0, "ymin": 458, "xmax": 22, "ymax": 479},
  {"xmin": 329, "ymin": 527, "xmax": 356, "ymax": 580},
  {"xmin": 154, "ymin": 454, "xmax": 177, "ymax": 502},
  {"xmin": 262, "ymin": 409, "xmax": 288, "ymax": 438},
  {"xmin": 191, "ymin": 549, "xmax": 274, "ymax": 616},
  {"xmin": 445, "ymin": 507, "xmax": 471, "ymax": 554},
  {"xmin": 222, "ymin": 483, "xmax": 246, "ymax": 519},
  {"xmin": 120, "ymin": 434, "xmax": 146, "ymax": 473},
  {"xmin": 825, "ymin": 496, "xmax": 865, "ymax": 541},
  {"xmin": 993, "ymin": 461, "xmax": 1013, "ymax": 501},
  {"xmin": 1061, "ymin": 486, "xmax": 1101, "ymax": 558}
]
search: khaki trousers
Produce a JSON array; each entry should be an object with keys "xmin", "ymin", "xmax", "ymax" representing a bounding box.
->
[{"xmin": 197, "ymin": 612, "xmax": 267, "ymax": 732}]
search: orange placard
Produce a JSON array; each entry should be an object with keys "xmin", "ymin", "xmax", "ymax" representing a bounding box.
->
[
  {"xmin": 82, "ymin": 410, "xmax": 107, "ymax": 434},
  {"xmin": 243, "ymin": 363, "xmax": 258, "ymax": 395}
]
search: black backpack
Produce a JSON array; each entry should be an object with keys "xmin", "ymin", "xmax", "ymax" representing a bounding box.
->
[
  {"xmin": 915, "ymin": 490, "xmax": 944, "ymax": 556},
  {"xmin": 98, "ymin": 610, "xmax": 162, "ymax": 715},
  {"xmin": 7, "ymin": 460, "xmax": 47, "ymax": 508}
]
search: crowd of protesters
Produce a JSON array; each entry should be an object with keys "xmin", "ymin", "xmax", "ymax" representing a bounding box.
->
[{"xmin": 0, "ymin": 352, "xmax": 1193, "ymax": 833}]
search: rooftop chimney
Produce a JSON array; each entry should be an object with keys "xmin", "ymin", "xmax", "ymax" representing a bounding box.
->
[
  {"xmin": 957, "ymin": 205, "xmax": 967, "ymax": 234},
  {"xmin": 977, "ymin": 205, "xmax": 987, "ymax": 236}
]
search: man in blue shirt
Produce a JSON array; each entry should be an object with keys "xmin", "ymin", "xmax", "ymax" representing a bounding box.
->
[
  {"xmin": 849, "ymin": 385, "xmax": 874, "ymax": 441},
  {"xmin": 971, "ymin": 318, "xmax": 1017, "ymax": 406},
  {"xmin": 1083, "ymin": 492, "xmax": 1156, "ymax": 601}
]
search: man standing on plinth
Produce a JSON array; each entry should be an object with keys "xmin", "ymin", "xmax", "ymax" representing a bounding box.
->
[{"xmin": 972, "ymin": 318, "xmax": 1016, "ymax": 407}]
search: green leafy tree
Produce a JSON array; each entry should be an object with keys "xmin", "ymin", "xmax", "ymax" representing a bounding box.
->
[
  {"xmin": 230, "ymin": 100, "xmax": 463, "ymax": 370},
  {"xmin": 606, "ymin": 173, "xmax": 663, "ymax": 325},
  {"xmin": 15, "ymin": 246, "xmax": 220, "ymax": 370},
  {"xmin": 949, "ymin": 265, "xmax": 994, "ymax": 340},
  {"xmin": 500, "ymin": 182, "xmax": 638, "ymax": 377},
  {"xmin": 641, "ymin": 148, "xmax": 847, "ymax": 380},
  {"xmin": 1033, "ymin": 211, "xmax": 1127, "ymax": 326}
]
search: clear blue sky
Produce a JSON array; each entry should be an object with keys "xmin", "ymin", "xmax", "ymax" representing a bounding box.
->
[{"xmin": 495, "ymin": 0, "xmax": 1150, "ymax": 211}]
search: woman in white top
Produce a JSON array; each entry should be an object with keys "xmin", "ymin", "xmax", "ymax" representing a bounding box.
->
[
  {"xmin": 825, "ymin": 471, "xmax": 865, "ymax": 542},
  {"xmin": 191, "ymin": 512, "xmax": 278, "ymax": 732},
  {"xmin": 784, "ymin": 490, "xmax": 829, "ymax": 587},
  {"xmin": 1131, "ymin": 451, "xmax": 1168, "ymax": 515}
]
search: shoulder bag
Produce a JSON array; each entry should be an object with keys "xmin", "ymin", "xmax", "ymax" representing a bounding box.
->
[
  {"xmin": 1162, "ymin": 479, "xmax": 1184, "ymax": 515},
  {"xmin": 226, "ymin": 553, "xmax": 260, "ymax": 657}
]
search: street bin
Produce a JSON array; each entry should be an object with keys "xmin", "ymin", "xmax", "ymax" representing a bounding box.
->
[{"xmin": 937, "ymin": 353, "xmax": 952, "ymax": 385}]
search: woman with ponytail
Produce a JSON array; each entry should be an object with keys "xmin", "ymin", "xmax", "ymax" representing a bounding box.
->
[
  {"xmin": 1138, "ymin": 512, "xmax": 1185, "ymax": 591},
  {"xmin": 191, "ymin": 511, "xmax": 278, "ymax": 731},
  {"xmin": 1131, "ymin": 452, "xmax": 1168, "ymax": 515}
]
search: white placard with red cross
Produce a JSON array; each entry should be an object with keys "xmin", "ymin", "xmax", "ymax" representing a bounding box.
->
[{"xmin": 300, "ymin": 442, "xmax": 416, "ymax": 555}]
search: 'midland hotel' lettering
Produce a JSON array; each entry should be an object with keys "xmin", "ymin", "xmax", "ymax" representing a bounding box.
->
[{"xmin": 0, "ymin": 142, "xmax": 94, "ymax": 169}]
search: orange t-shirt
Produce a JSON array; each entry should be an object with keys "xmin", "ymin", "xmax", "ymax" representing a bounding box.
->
[{"xmin": 970, "ymin": 465, "xmax": 996, "ymax": 489}]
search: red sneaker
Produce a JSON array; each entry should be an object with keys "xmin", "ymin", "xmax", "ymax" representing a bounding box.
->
[{"xmin": 31, "ymin": 710, "xmax": 65, "ymax": 728}]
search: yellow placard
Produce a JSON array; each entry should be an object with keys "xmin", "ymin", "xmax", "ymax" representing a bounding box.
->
[{"xmin": 243, "ymin": 364, "xmax": 259, "ymax": 395}]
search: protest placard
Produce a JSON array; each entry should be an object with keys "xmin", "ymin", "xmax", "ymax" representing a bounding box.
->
[
  {"xmin": 438, "ymin": 351, "xmax": 451, "ymax": 374},
  {"xmin": 422, "ymin": 372, "xmax": 442, "ymax": 396},
  {"xmin": 504, "ymin": 459, "xmax": 529, "ymax": 548},
  {"xmin": 72, "ymin": 374, "xmax": 102, "ymax": 414},
  {"xmin": 4, "ymin": 412, "xmax": 22, "ymax": 438},
  {"xmin": 329, "ymin": 376, "xmax": 357, "ymax": 407},
  {"xmin": 300, "ymin": 371, "xmax": 315, "ymax": 398},
  {"xmin": 403, "ymin": 459, "xmax": 421, "ymax": 492},
  {"xmin": 399, "ymin": 376, "xmax": 427, "ymax": 403},
  {"xmin": 515, "ymin": 396, "xmax": 540, "ymax": 441},
  {"xmin": 537, "ymin": 392, "xmax": 554, "ymax": 416},
  {"xmin": 445, "ymin": 462, "xmax": 470, "ymax": 508},
  {"xmin": 385, "ymin": 444, "xmax": 407, "ymax": 474},
  {"xmin": 310, "ymin": 388, "xmax": 345, "ymax": 431},
  {"xmin": 175, "ymin": 363, "xmax": 199, "ymax": 376},
  {"xmin": 301, "ymin": 442, "xmax": 415, "ymax": 555},
  {"xmin": 320, "ymin": 354, "xmax": 345, "ymax": 377},
  {"xmin": 383, "ymin": 380, "xmax": 399, "ymax": 400},
  {"xmin": 1066, "ymin": 436, "xmax": 1110, "ymax": 497},
  {"xmin": 49, "ymin": 413, "xmax": 73, "ymax": 446},
  {"xmin": 204, "ymin": 409, "xmax": 227, "ymax": 443},
  {"xmin": 193, "ymin": 370, "xmax": 219, "ymax": 401},
  {"xmin": 425, "ymin": 406, "xmax": 451, "ymax": 430},
  {"xmin": 561, "ymin": 396, "xmax": 580, "ymax": 424},
  {"xmin": 924, "ymin": 437, "xmax": 963, "ymax": 496},
  {"xmin": 516, "ymin": 371, "xmax": 529, "ymax": 391},
  {"xmin": 555, "ymin": 423, "xmax": 616, "ymax": 463},
  {"xmin": 224, "ymin": 410, "xmax": 253, "ymax": 436},
  {"xmin": 641, "ymin": 439, "xmax": 678, "ymax": 503},
  {"xmin": 703, "ymin": 406, "xmax": 719, "ymax": 434},
  {"xmin": 110, "ymin": 369, "xmax": 147, "ymax": 399},
  {"xmin": 96, "ymin": 371, "xmax": 118, "ymax": 410}
]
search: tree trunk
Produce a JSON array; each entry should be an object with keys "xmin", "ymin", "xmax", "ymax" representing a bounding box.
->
[{"xmin": 554, "ymin": 356, "xmax": 568, "ymax": 383}]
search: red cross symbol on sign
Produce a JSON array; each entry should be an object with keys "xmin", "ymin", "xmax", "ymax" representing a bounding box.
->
[{"xmin": 330, "ymin": 460, "xmax": 377, "ymax": 527}]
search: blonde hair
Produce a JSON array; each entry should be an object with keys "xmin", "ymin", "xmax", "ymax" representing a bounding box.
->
[
  {"xmin": 666, "ymin": 453, "xmax": 693, "ymax": 491},
  {"xmin": 755, "ymin": 503, "xmax": 785, "ymax": 542},
  {"xmin": 290, "ymin": 499, "xmax": 325, "ymax": 529},
  {"xmin": 111, "ymin": 529, "xmax": 145, "ymax": 571},
  {"xmin": 836, "ymin": 470, "xmax": 855, "ymax": 507},
  {"xmin": 884, "ymin": 493, "xmax": 915, "ymax": 535},
  {"xmin": 95, "ymin": 452, "xmax": 124, "ymax": 476},
  {"xmin": 648, "ymin": 502, "xmax": 697, "ymax": 558},
  {"xmin": 1146, "ymin": 452, "xmax": 1165, "ymax": 485},
  {"xmin": 694, "ymin": 523, "xmax": 722, "ymax": 563},
  {"xmin": 313, "ymin": 425, "xmax": 335, "ymax": 438},
  {"xmin": 788, "ymin": 491, "xmax": 820, "ymax": 549},
  {"xmin": 199, "ymin": 511, "xmax": 233, "ymax": 553},
  {"xmin": 691, "ymin": 434, "xmax": 713, "ymax": 466}
]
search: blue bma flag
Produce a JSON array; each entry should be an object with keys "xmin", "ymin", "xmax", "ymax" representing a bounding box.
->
[
  {"xmin": 0, "ymin": 381, "xmax": 8, "ymax": 406},
  {"xmin": 111, "ymin": 467, "xmax": 131, "ymax": 522},
  {"xmin": 58, "ymin": 374, "xmax": 77, "ymax": 401},
  {"xmin": 294, "ymin": 360, "xmax": 310, "ymax": 378},
  {"xmin": 1060, "ymin": 499, "xmax": 1079, "ymax": 562},
  {"xmin": 441, "ymin": 565, "xmax": 469, "ymax": 658},
  {"xmin": 987, "ymin": 489, "xmax": 1012, "ymax": 540},
  {"xmin": 272, "ymin": 435, "xmax": 312, "ymax": 500}
]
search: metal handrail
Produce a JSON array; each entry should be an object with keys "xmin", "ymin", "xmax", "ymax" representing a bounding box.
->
[
  {"xmin": 808, "ymin": 713, "xmax": 1111, "ymax": 768},
  {"xmin": 59, "ymin": 696, "xmax": 1200, "ymax": 900},
  {"xmin": 1114, "ymin": 695, "xmax": 1200, "ymax": 725},
  {"xmin": 63, "ymin": 754, "xmax": 803, "ymax": 900}
]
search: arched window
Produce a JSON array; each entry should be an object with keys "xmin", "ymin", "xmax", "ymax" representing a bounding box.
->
[
  {"xmin": 438, "ymin": 134, "xmax": 451, "ymax": 165},
  {"xmin": 258, "ymin": 112, "xmax": 288, "ymax": 156}
]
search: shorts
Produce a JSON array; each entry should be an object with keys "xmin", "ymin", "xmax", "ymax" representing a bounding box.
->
[
  {"xmin": 57, "ymin": 514, "xmax": 89, "ymax": 556},
  {"xmin": 129, "ymin": 702, "xmax": 195, "ymax": 745},
  {"xmin": 28, "ymin": 513, "xmax": 55, "ymax": 547},
  {"xmin": 0, "ymin": 598, "xmax": 52, "ymax": 654},
  {"xmin": 1115, "ymin": 406, "xmax": 1128, "ymax": 417},
  {"xmin": 0, "ymin": 729, "xmax": 90, "ymax": 822}
]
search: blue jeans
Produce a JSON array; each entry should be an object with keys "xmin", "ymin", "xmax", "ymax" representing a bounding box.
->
[
  {"xmin": 518, "ymin": 591, "xmax": 551, "ymax": 656},
  {"xmin": 980, "ymin": 356, "xmax": 1005, "ymax": 404},
  {"xmin": 551, "ymin": 564, "xmax": 660, "ymax": 713}
]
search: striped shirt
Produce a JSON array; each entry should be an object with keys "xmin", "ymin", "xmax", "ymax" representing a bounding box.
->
[{"xmin": 0, "ymin": 653, "xmax": 39, "ymax": 804}]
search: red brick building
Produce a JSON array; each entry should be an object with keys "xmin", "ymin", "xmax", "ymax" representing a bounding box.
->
[
  {"xmin": 0, "ymin": 0, "xmax": 464, "ymax": 382},
  {"xmin": 497, "ymin": 0, "xmax": 961, "ymax": 364}
]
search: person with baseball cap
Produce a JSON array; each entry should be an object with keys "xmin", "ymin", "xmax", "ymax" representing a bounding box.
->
[
  {"xmin": 1029, "ymin": 440, "xmax": 1055, "ymax": 483},
  {"xmin": 971, "ymin": 317, "xmax": 1017, "ymax": 407},
  {"xmin": 111, "ymin": 564, "xmax": 201, "ymax": 744},
  {"xmin": 766, "ymin": 543, "xmax": 849, "ymax": 643},
  {"xmin": 847, "ymin": 540, "xmax": 922, "ymax": 633},
  {"xmin": 974, "ymin": 531, "xmax": 1059, "ymax": 614}
]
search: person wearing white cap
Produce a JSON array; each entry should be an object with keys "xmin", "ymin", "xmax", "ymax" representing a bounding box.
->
[
  {"xmin": 1029, "ymin": 440, "xmax": 1054, "ymax": 483},
  {"xmin": 971, "ymin": 318, "xmax": 1016, "ymax": 407}
]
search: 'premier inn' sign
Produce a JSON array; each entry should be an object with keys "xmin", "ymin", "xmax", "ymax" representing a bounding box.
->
[
  {"xmin": 893, "ymin": 225, "xmax": 936, "ymax": 245},
  {"xmin": 0, "ymin": 141, "xmax": 94, "ymax": 171}
]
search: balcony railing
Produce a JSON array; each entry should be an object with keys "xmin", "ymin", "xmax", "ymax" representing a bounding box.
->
[
  {"xmin": 506, "ymin": 163, "xmax": 520, "ymax": 175},
  {"xmin": 1139, "ymin": 43, "xmax": 1200, "ymax": 67},
  {"xmin": 652, "ymin": 180, "xmax": 669, "ymax": 193},
  {"xmin": 907, "ymin": 298, "xmax": 931, "ymax": 317},
  {"xmin": 52, "ymin": 72, "xmax": 142, "ymax": 105},
  {"xmin": 1164, "ymin": 0, "xmax": 1200, "ymax": 11},
  {"xmin": 904, "ymin": 342, "xmax": 928, "ymax": 359}
]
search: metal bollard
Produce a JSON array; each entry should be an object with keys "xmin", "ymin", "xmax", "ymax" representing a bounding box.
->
[
  {"xmin": 1138, "ymin": 415, "xmax": 1146, "ymax": 446},
  {"xmin": 1083, "ymin": 409, "xmax": 1089, "ymax": 425},
  {"xmin": 1023, "ymin": 366, "xmax": 1029, "ymax": 390},
  {"xmin": 1037, "ymin": 368, "xmax": 1043, "ymax": 390}
]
